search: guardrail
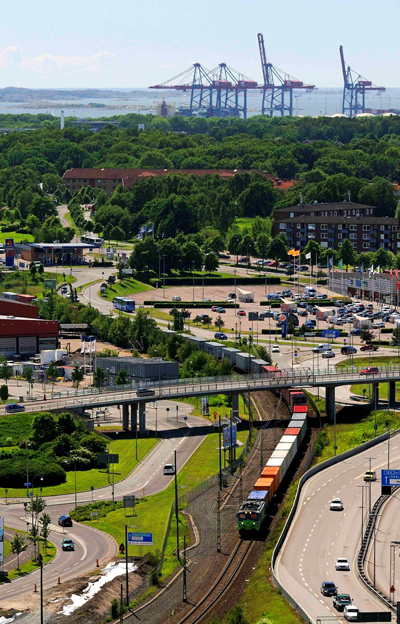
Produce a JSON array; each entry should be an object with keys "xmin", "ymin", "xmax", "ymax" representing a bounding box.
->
[
  {"xmin": 10, "ymin": 365, "xmax": 400, "ymax": 413},
  {"xmin": 271, "ymin": 429, "xmax": 397, "ymax": 624}
]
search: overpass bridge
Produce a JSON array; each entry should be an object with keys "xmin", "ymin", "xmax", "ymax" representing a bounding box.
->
[{"xmin": 10, "ymin": 365, "xmax": 400, "ymax": 431}]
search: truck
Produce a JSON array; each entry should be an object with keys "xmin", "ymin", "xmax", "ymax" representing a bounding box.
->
[{"xmin": 333, "ymin": 594, "xmax": 352, "ymax": 611}]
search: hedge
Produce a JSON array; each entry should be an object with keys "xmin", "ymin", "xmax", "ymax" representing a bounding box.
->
[
  {"xmin": 143, "ymin": 301, "xmax": 237, "ymax": 309},
  {"xmin": 259, "ymin": 299, "xmax": 351, "ymax": 307},
  {"xmin": 0, "ymin": 460, "xmax": 66, "ymax": 487},
  {"xmin": 149, "ymin": 276, "xmax": 281, "ymax": 287},
  {"xmin": 261, "ymin": 329, "xmax": 349, "ymax": 337}
]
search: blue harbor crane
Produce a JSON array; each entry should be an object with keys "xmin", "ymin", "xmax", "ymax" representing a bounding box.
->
[
  {"xmin": 257, "ymin": 33, "xmax": 315, "ymax": 116},
  {"xmin": 340, "ymin": 45, "xmax": 385, "ymax": 118}
]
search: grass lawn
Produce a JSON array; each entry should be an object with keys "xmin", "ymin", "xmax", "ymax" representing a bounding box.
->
[
  {"xmin": 149, "ymin": 308, "xmax": 250, "ymax": 335},
  {"xmin": 177, "ymin": 395, "xmax": 252, "ymax": 421},
  {"xmin": 100, "ymin": 278, "xmax": 153, "ymax": 301},
  {"xmin": 0, "ymin": 537, "xmax": 56, "ymax": 583},
  {"xmin": 1, "ymin": 438, "xmax": 158, "ymax": 498},
  {"xmin": 0, "ymin": 412, "xmax": 35, "ymax": 447},
  {"xmin": 0, "ymin": 271, "xmax": 76, "ymax": 299},
  {"xmin": 337, "ymin": 356, "xmax": 400, "ymax": 369},
  {"xmin": 0, "ymin": 231, "xmax": 34, "ymax": 244},
  {"xmin": 235, "ymin": 217, "xmax": 255, "ymax": 231},
  {"xmin": 4, "ymin": 538, "xmax": 10, "ymax": 558},
  {"xmin": 80, "ymin": 429, "xmax": 250, "ymax": 564}
]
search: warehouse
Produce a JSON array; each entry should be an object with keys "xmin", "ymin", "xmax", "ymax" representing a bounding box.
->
[
  {"xmin": 0, "ymin": 298, "xmax": 38, "ymax": 319},
  {"xmin": 0, "ymin": 317, "xmax": 59, "ymax": 356},
  {"xmin": 94, "ymin": 356, "xmax": 179, "ymax": 383}
]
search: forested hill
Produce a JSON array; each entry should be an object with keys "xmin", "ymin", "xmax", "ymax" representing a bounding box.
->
[{"xmin": 0, "ymin": 114, "xmax": 399, "ymax": 245}]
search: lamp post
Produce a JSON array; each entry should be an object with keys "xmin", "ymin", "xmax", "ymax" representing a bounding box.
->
[
  {"xmin": 162, "ymin": 255, "xmax": 166, "ymax": 298},
  {"xmin": 192, "ymin": 261, "xmax": 195, "ymax": 303},
  {"xmin": 357, "ymin": 484, "xmax": 368, "ymax": 545},
  {"xmin": 25, "ymin": 441, "xmax": 31, "ymax": 498}
]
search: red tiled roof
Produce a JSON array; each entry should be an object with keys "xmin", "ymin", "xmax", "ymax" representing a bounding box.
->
[{"xmin": 63, "ymin": 168, "xmax": 294, "ymax": 189}]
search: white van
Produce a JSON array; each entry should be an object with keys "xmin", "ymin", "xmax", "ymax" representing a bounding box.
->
[
  {"xmin": 312, "ymin": 343, "xmax": 332, "ymax": 353},
  {"xmin": 304, "ymin": 286, "xmax": 316, "ymax": 297}
]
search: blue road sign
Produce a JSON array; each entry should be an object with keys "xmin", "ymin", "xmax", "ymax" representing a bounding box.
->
[
  {"xmin": 322, "ymin": 329, "xmax": 339, "ymax": 338},
  {"xmin": 30, "ymin": 492, "xmax": 33, "ymax": 497},
  {"xmin": 24, "ymin": 483, "xmax": 31, "ymax": 487},
  {"xmin": 184, "ymin": 416, "xmax": 188, "ymax": 421},
  {"xmin": 128, "ymin": 532, "xmax": 153, "ymax": 546},
  {"xmin": 382, "ymin": 469, "xmax": 400, "ymax": 486},
  {"xmin": 344, "ymin": 338, "xmax": 347, "ymax": 343},
  {"xmin": 294, "ymin": 353, "xmax": 298, "ymax": 357}
]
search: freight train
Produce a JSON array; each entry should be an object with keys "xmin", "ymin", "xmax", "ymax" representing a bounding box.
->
[{"xmin": 237, "ymin": 390, "xmax": 308, "ymax": 534}]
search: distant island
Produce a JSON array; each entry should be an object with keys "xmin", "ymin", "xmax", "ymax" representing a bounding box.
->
[{"xmin": 0, "ymin": 87, "xmax": 156, "ymax": 102}]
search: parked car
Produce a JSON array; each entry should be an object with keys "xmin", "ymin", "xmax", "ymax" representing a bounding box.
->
[
  {"xmin": 298, "ymin": 310, "xmax": 308, "ymax": 317},
  {"xmin": 333, "ymin": 594, "xmax": 352, "ymax": 611},
  {"xmin": 228, "ymin": 293, "xmax": 236, "ymax": 299},
  {"xmin": 350, "ymin": 328, "xmax": 361, "ymax": 336},
  {"xmin": 360, "ymin": 367, "xmax": 379, "ymax": 375},
  {"xmin": 214, "ymin": 332, "xmax": 227, "ymax": 340},
  {"xmin": 216, "ymin": 307, "xmax": 226, "ymax": 313},
  {"xmin": 371, "ymin": 322, "xmax": 385, "ymax": 329},
  {"xmin": 172, "ymin": 296, "xmax": 181, "ymax": 302},
  {"xmin": 163, "ymin": 464, "xmax": 175, "ymax": 475},
  {"xmin": 217, "ymin": 253, "xmax": 230, "ymax": 259},
  {"xmin": 320, "ymin": 581, "xmax": 338, "ymax": 596},
  {"xmin": 272, "ymin": 345, "xmax": 280, "ymax": 353},
  {"xmin": 360, "ymin": 344, "xmax": 379, "ymax": 352},
  {"xmin": 335, "ymin": 558, "xmax": 350, "ymax": 571},
  {"xmin": 239, "ymin": 257, "xmax": 250, "ymax": 263},
  {"xmin": 137, "ymin": 388, "xmax": 156, "ymax": 397},
  {"xmin": 315, "ymin": 294, "xmax": 328, "ymax": 300},
  {"xmin": 322, "ymin": 351, "xmax": 335, "ymax": 359},
  {"xmin": 5, "ymin": 403, "xmax": 25, "ymax": 413},
  {"xmin": 237, "ymin": 310, "xmax": 246, "ymax": 316},
  {"xmin": 282, "ymin": 289, "xmax": 292, "ymax": 297},
  {"xmin": 330, "ymin": 498, "xmax": 344, "ymax": 511},
  {"xmin": 62, "ymin": 539, "xmax": 75, "ymax": 552}
]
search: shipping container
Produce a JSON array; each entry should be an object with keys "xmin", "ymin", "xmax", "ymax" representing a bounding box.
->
[
  {"xmin": 293, "ymin": 405, "xmax": 308, "ymax": 413},
  {"xmin": 235, "ymin": 352, "xmax": 255, "ymax": 372},
  {"xmin": 261, "ymin": 466, "xmax": 281, "ymax": 489},
  {"xmin": 203, "ymin": 341, "xmax": 223, "ymax": 358},
  {"xmin": 285, "ymin": 427, "xmax": 301, "ymax": 437},
  {"xmin": 221, "ymin": 347, "xmax": 241, "ymax": 364},
  {"xmin": 281, "ymin": 435, "xmax": 298, "ymax": 454},
  {"xmin": 251, "ymin": 358, "xmax": 269, "ymax": 374},
  {"xmin": 254, "ymin": 477, "xmax": 274, "ymax": 502}
]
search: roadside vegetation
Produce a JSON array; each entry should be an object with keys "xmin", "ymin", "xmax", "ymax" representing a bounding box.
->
[{"xmin": 100, "ymin": 277, "xmax": 153, "ymax": 301}]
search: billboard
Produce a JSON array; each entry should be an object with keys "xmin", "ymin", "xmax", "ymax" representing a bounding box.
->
[
  {"xmin": 322, "ymin": 329, "xmax": 339, "ymax": 338},
  {"xmin": 128, "ymin": 532, "xmax": 153, "ymax": 546},
  {"xmin": 97, "ymin": 453, "xmax": 119, "ymax": 465},
  {"xmin": 201, "ymin": 397, "xmax": 209, "ymax": 415},
  {"xmin": 0, "ymin": 517, "xmax": 3, "ymax": 563},
  {"xmin": 44, "ymin": 279, "xmax": 57, "ymax": 290},
  {"xmin": 223, "ymin": 424, "xmax": 237, "ymax": 449},
  {"xmin": 280, "ymin": 313, "xmax": 288, "ymax": 339},
  {"xmin": 5, "ymin": 239, "xmax": 14, "ymax": 267},
  {"xmin": 381, "ymin": 469, "xmax": 400, "ymax": 486}
]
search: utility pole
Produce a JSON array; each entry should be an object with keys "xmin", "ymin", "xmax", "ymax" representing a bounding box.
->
[
  {"xmin": 183, "ymin": 535, "xmax": 187, "ymax": 602},
  {"xmin": 217, "ymin": 490, "xmax": 221, "ymax": 553},
  {"xmin": 38, "ymin": 553, "xmax": 43, "ymax": 624},
  {"xmin": 125, "ymin": 525, "xmax": 129, "ymax": 606},
  {"xmin": 174, "ymin": 450, "xmax": 180, "ymax": 562},
  {"xmin": 219, "ymin": 414, "xmax": 222, "ymax": 491},
  {"xmin": 390, "ymin": 541, "xmax": 400, "ymax": 605},
  {"xmin": 120, "ymin": 584, "xmax": 124, "ymax": 624}
]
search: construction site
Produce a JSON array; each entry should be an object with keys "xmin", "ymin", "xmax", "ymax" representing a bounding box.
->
[{"xmin": 150, "ymin": 34, "xmax": 387, "ymax": 119}]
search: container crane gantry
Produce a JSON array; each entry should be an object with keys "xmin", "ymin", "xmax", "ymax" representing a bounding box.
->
[
  {"xmin": 340, "ymin": 45, "xmax": 385, "ymax": 118},
  {"xmin": 149, "ymin": 63, "xmax": 259, "ymax": 118},
  {"xmin": 257, "ymin": 33, "xmax": 315, "ymax": 116}
]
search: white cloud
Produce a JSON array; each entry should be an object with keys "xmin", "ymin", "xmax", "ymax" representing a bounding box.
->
[
  {"xmin": 0, "ymin": 47, "xmax": 117, "ymax": 73},
  {"xmin": 161, "ymin": 63, "xmax": 175, "ymax": 69},
  {"xmin": 0, "ymin": 46, "xmax": 23, "ymax": 68}
]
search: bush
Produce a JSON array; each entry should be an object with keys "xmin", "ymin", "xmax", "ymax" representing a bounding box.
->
[
  {"xmin": 149, "ymin": 276, "xmax": 281, "ymax": 287},
  {"xmin": 0, "ymin": 459, "xmax": 66, "ymax": 487},
  {"xmin": 80, "ymin": 434, "xmax": 107, "ymax": 454},
  {"xmin": 314, "ymin": 427, "xmax": 330, "ymax": 458}
]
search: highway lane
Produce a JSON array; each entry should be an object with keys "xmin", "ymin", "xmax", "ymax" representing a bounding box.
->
[{"xmin": 275, "ymin": 435, "xmax": 398, "ymax": 623}]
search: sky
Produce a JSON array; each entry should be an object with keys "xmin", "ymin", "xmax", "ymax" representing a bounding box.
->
[{"xmin": 1, "ymin": 0, "xmax": 400, "ymax": 89}]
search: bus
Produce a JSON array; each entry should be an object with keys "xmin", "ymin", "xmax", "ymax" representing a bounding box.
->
[
  {"xmin": 81, "ymin": 235, "xmax": 104, "ymax": 248},
  {"xmin": 113, "ymin": 297, "xmax": 136, "ymax": 313}
]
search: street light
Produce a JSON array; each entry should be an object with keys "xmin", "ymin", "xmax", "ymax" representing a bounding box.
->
[{"xmin": 25, "ymin": 441, "xmax": 31, "ymax": 498}]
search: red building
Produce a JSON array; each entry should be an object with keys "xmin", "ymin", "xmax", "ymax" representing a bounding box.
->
[
  {"xmin": 0, "ymin": 317, "xmax": 59, "ymax": 357},
  {"xmin": 0, "ymin": 299, "xmax": 38, "ymax": 319}
]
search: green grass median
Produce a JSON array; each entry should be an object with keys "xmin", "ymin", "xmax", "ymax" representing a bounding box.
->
[
  {"xmin": 100, "ymin": 278, "xmax": 153, "ymax": 301},
  {"xmin": 1, "ymin": 438, "xmax": 158, "ymax": 498},
  {"xmin": 0, "ymin": 536, "xmax": 56, "ymax": 583}
]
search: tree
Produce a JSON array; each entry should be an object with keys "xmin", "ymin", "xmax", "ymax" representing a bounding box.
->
[
  {"xmin": 180, "ymin": 241, "xmax": 204, "ymax": 271},
  {"xmin": 115, "ymin": 369, "xmax": 128, "ymax": 385},
  {"xmin": 238, "ymin": 181, "xmax": 277, "ymax": 218},
  {"xmin": 29, "ymin": 262, "xmax": 37, "ymax": 280},
  {"xmin": 23, "ymin": 366, "xmax": 34, "ymax": 398},
  {"xmin": 57, "ymin": 412, "xmax": 76, "ymax": 435},
  {"xmin": 255, "ymin": 233, "xmax": 270, "ymax": 261},
  {"xmin": 71, "ymin": 365, "xmax": 84, "ymax": 389},
  {"xmin": 39, "ymin": 512, "xmax": 51, "ymax": 554},
  {"xmin": 303, "ymin": 240, "xmax": 323, "ymax": 270},
  {"xmin": 374, "ymin": 248, "xmax": 394, "ymax": 270},
  {"xmin": 239, "ymin": 234, "xmax": 255, "ymax": 258},
  {"xmin": 216, "ymin": 315, "xmax": 225, "ymax": 330},
  {"xmin": 32, "ymin": 412, "xmax": 57, "ymax": 447},
  {"xmin": 204, "ymin": 252, "xmax": 219, "ymax": 273},
  {"xmin": 94, "ymin": 367, "xmax": 107, "ymax": 387},
  {"xmin": 38, "ymin": 263, "xmax": 44, "ymax": 277},
  {"xmin": 339, "ymin": 239, "xmax": 356, "ymax": 271},
  {"xmin": 268, "ymin": 236, "xmax": 288, "ymax": 270},
  {"xmin": 10, "ymin": 532, "xmax": 27, "ymax": 570},
  {"xmin": 0, "ymin": 360, "xmax": 12, "ymax": 387},
  {"xmin": 47, "ymin": 361, "xmax": 59, "ymax": 398},
  {"xmin": 208, "ymin": 235, "xmax": 225, "ymax": 253},
  {"xmin": 0, "ymin": 384, "xmax": 8, "ymax": 402},
  {"xmin": 27, "ymin": 524, "xmax": 40, "ymax": 561},
  {"xmin": 360, "ymin": 328, "xmax": 375, "ymax": 344}
]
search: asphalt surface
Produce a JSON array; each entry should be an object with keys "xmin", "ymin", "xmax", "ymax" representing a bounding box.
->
[{"xmin": 275, "ymin": 435, "xmax": 398, "ymax": 622}]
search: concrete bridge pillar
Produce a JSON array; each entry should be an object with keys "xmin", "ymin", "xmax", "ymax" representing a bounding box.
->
[
  {"xmin": 139, "ymin": 402, "xmax": 146, "ymax": 434},
  {"xmin": 130, "ymin": 403, "xmax": 138, "ymax": 432},
  {"xmin": 389, "ymin": 381, "xmax": 396, "ymax": 409},
  {"xmin": 326, "ymin": 386, "xmax": 336, "ymax": 424},
  {"xmin": 122, "ymin": 403, "xmax": 129, "ymax": 431},
  {"xmin": 372, "ymin": 383, "xmax": 379, "ymax": 408}
]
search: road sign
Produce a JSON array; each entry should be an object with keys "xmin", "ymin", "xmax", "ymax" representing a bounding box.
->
[
  {"xmin": 97, "ymin": 453, "xmax": 119, "ymax": 465},
  {"xmin": 91, "ymin": 511, "xmax": 98, "ymax": 518},
  {"xmin": 24, "ymin": 482, "xmax": 31, "ymax": 487},
  {"xmin": 128, "ymin": 532, "xmax": 153, "ymax": 546},
  {"xmin": 44, "ymin": 279, "xmax": 57, "ymax": 290},
  {"xmin": 123, "ymin": 495, "xmax": 136, "ymax": 508},
  {"xmin": 344, "ymin": 338, "xmax": 347, "ymax": 343},
  {"xmin": 184, "ymin": 416, "xmax": 188, "ymax": 421},
  {"xmin": 223, "ymin": 424, "xmax": 237, "ymax": 449},
  {"xmin": 382, "ymin": 469, "xmax": 400, "ymax": 486},
  {"xmin": 322, "ymin": 329, "xmax": 339, "ymax": 338},
  {"xmin": 304, "ymin": 332, "xmax": 315, "ymax": 337},
  {"xmin": 249, "ymin": 312, "xmax": 259, "ymax": 321},
  {"xmin": 356, "ymin": 612, "xmax": 391, "ymax": 622}
]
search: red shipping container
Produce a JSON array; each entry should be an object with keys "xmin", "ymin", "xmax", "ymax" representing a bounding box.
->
[
  {"xmin": 293, "ymin": 406, "xmax": 308, "ymax": 413},
  {"xmin": 285, "ymin": 427, "xmax": 301, "ymax": 436}
]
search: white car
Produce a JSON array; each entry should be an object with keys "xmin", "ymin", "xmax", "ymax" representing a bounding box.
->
[
  {"xmin": 371, "ymin": 322, "xmax": 385, "ymax": 329},
  {"xmin": 330, "ymin": 498, "xmax": 344, "ymax": 511},
  {"xmin": 172, "ymin": 296, "xmax": 181, "ymax": 302},
  {"xmin": 272, "ymin": 345, "xmax": 280, "ymax": 353},
  {"xmin": 163, "ymin": 464, "xmax": 175, "ymax": 475},
  {"xmin": 335, "ymin": 558, "xmax": 350, "ymax": 571},
  {"xmin": 225, "ymin": 298, "xmax": 235, "ymax": 303},
  {"xmin": 344, "ymin": 605, "xmax": 359, "ymax": 621}
]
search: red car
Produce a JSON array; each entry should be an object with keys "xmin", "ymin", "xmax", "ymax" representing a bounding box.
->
[
  {"xmin": 360, "ymin": 367, "xmax": 379, "ymax": 375},
  {"xmin": 211, "ymin": 306, "xmax": 218, "ymax": 312},
  {"xmin": 360, "ymin": 344, "xmax": 379, "ymax": 352},
  {"xmin": 237, "ymin": 310, "xmax": 246, "ymax": 316}
]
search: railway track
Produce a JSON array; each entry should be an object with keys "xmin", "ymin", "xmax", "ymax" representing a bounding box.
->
[{"xmin": 177, "ymin": 538, "xmax": 254, "ymax": 624}]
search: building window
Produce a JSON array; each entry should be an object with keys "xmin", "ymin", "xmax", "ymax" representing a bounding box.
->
[
  {"xmin": 363, "ymin": 234, "xmax": 370, "ymax": 240},
  {"xmin": 308, "ymin": 224, "xmax": 316, "ymax": 230},
  {"xmin": 297, "ymin": 232, "xmax": 301, "ymax": 238},
  {"xmin": 338, "ymin": 224, "xmax": 342, "ymax": 230},
  {"xmin": 388, "ymin": 225, "xmax": 392, "ymax": 230},
  {"xmin": 344, "ymin": 211, "xmax": 347, "ymax": 216},
  {"xmin": 311, "ymin": 212, "xmax": 314, "ymax": 216},
  {"xmin": 381, "ymin": 234, "xmax": 385, "ymax": 240},
  {"xmin": 297, "ymin": 223, "xmax": 301, "ymax": 229},
  {"xmin": 321, "ymin": 233, "xmax": 328, "ymax": 239},
  {"xmin": 334, "ymin": 211, "xmax": 337, "ymax": 216},
  {"xmin": 363, "ymin": 242, "xmax": 370, "ymax": 249},
  {"xmin": 381, "ymin": 225, "xmax": 385, "ymax": 231},
  {"xmin": 338, "ymin": 233, "xmax": 342, "ymax": 239},
  {"xmin": 363, "ymin": 225, "xmax": 370, "ymax": 231},
  {"xmin": 321, "ymin": 241, "xmax": 328, "ymax": 248},
  {"xmin": 309, "ymin": 233, "xmax": 315, "ymax": 239},
  {"xmin": 279, "ymin": 223, "xmax": 287, "ymax": 230},
  {"xmin": 349, "ymin": 225, "xmax": 357, "ymax": 231},
  {"xmin": 349, "ymin": 233, "xmax": 357, "ymax": 240},
  {"xmin": 97, "ymin": 180, "xmax": 101, "ymax": 183},
  {"xmin": 353, "ymin": 243, "xmax": 357, "ymax": 248},
  {"xmin": 380, "ymin": 243, "xmax": 385, "ymax": 248},
  {"xmin": 321, "ymin": 224, "xmax": 328, "ymax": 230},
  {"xmin": 290, "ymin": 212, "xmax": 294, "ymax": 218}
]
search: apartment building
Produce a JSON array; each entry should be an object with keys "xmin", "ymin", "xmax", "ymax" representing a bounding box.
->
[{"xmin": 273, "ymin": 202, "xmax": 399, "ymax": 253}]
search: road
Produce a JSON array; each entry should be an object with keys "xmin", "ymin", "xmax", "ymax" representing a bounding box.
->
[{"xmin": 275, "ymin": 435, "xmax": 397, "ymax": 622}]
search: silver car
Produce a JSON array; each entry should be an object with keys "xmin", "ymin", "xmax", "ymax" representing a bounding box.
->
[
  {"xmin": 335, "ymin": 558, "xmax": 350, "ymax": 571},
  {"xmin": 330, "ymin": 498, "xmax": 344, "ymax": 511}
]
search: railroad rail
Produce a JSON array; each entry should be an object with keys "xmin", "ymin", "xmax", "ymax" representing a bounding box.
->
[{"xmin": 177, "ymin": 538, "xmax": 254, "ymax": 624}]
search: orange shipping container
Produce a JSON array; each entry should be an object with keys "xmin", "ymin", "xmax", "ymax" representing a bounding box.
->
[
  {"xmin": 261, "ymin": 466, "xmax": 281, "ymax": 489},
  {"xmin": 285, "ymin": 427, "xmax": 301, "ymax": 436},
  {"xmin": 254, "ymin": 477, "xmax": 275, "ymax": 502}
]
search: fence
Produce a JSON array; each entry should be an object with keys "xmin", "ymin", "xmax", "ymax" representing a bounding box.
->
[{"xmin": 271, "ymin": 429, "xmax": 397, "ymax": 624}]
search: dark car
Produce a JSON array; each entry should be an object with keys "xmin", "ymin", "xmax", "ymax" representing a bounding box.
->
[
  {"xmin": 333, "ymin": 594, "xmax": 352, "ymax": 611},
  {"xmin": 214, "ymin": 332, "xmax": 227, "ymax": 340},
  {"xmin": 137, "ymin": 388, "xmax": 156, "ymax": 397},
  {"xmin": 5, "ymin": 403, "xmax": 25, "ymax": 413},
  {"xmin": 217, "ymin": 253, "xmax": 230, "ymax": 259},
  {"xmin": 341, "ymin": 346, "xmax": 357, "ymax": 355},
  {"xmin": 58, "ymin": 515, "xmax": 73, "ymax": 527},
  {"xmin": 360, "ymin": 344, "xmax": 379, "ymax": 352},
  {"xmin": 298, "ymin": 310, "xmax": 308, "ymax": 317},
  {"xmin": 321, "ymin": 581, "xmax": 338, "ymax": 597},
  {"xmin": 350, "ymin": 328, "xmax": 361, "ymax": 336}
]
